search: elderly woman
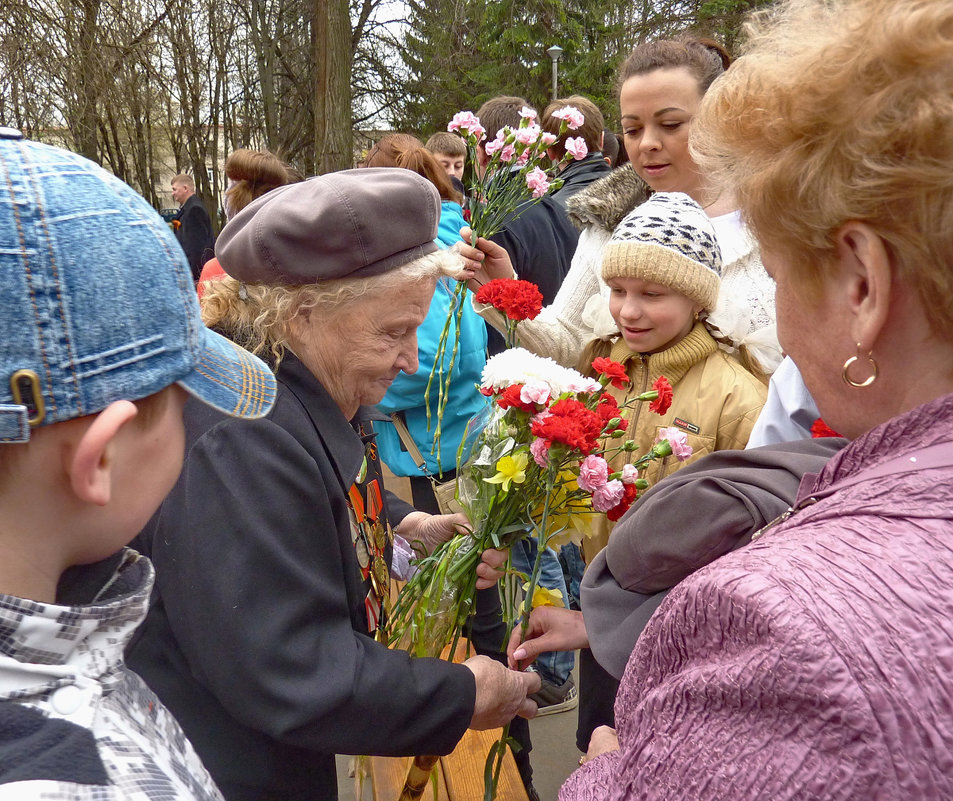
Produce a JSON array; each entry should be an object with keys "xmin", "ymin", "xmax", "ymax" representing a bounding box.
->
[
  {"xmin": 557, "ymin": 0, "xmax": 953, "ymax": 798},
  {"xmin": 127, "ymin": 169, "xmax": 539, "ymax": 801}
]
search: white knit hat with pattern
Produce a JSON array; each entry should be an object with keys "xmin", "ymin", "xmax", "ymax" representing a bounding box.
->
[{"xmin": 602, "ymin": 192, "xmax": 722, "ymax": 312}]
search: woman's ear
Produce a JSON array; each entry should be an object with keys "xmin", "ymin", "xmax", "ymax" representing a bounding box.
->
[
  {"xmin": 67, "ymin": 401, "xmax": 138, "ymax": 506},
  {"xmin": 835, "ymin": 221, "xmax": 893, "ymax": 351}
]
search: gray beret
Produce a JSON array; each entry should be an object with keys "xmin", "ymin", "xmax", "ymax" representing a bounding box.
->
[{"xmin": 215, "ymin": 167, "xmax": 441, "ymax": 284}]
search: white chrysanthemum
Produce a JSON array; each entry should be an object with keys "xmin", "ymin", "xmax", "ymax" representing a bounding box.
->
[{"xmin": 481, "ymin": 348, "xmax": 597, "ymax": 396}]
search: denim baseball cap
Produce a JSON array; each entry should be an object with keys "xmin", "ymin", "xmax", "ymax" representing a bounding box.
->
[{"xmin": 0, "ymin": 130, "xmax": 276, "ymax": 443}]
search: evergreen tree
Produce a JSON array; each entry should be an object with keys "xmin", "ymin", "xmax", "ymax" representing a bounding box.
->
[{"xmin": 395, "ymin": 0, "xmax": 771, "ymax": 139}]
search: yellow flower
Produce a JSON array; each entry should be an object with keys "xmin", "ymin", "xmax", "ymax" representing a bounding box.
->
[
  {"xmin": 521, "ymin": 583, "xmax": 564, "ymax": 609},
  {"xmin": 484, "ymin": 452, "xmax": 528, "ymax": 493},
  {"xmin": 534, "ymin": 472, "xmax": 593, "ymax": 547}
]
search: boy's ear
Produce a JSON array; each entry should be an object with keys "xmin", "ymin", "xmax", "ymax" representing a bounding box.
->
[{"xmin": 68, "ymin": 401, "xmax": 138, "ymax": 506}]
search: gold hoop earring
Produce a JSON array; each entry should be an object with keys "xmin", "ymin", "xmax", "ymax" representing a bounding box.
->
[{"xmin": 842, "ymin": 343, "xmax": 878, "ymax": 388}]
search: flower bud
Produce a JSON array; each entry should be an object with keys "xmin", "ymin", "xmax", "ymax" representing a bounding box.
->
[
  {"xmin": 652, "ymin": 440, "xmax": 673, "ymax": 458},
  {"xmin": 634, "ymin": 479, "xmax": 649, "ymax": 490}
]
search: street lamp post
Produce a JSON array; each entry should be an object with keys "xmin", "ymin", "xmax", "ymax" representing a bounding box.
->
[{"xmin": 546, "ymin": 45, "xmax": 563, "ymax": 102}]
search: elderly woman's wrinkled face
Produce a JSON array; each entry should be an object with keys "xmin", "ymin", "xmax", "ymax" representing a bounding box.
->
[{"xmin": 293, "ymin": 278, "xmax": 437, "ymax": 419}]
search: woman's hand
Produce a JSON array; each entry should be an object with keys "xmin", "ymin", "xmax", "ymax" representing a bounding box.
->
[
  {"xmin": 475, "ymin": 548, "xmax": 508, "ymax": 590},
  {"xmin": 464, "ymin": 654, "xmax": 541, "ymax": 729},
  {"xmin": 453, "ymin": 227, "xmax": 517, "ymax": 292},
  {"xmin": 396, "ymin": 511, "xmax": 510, "ymax": 591},
  {"xmin": 507, "ymin": 607, "xmax": 589, "ymax": 671},
  {"xmin": 396, "ymin": 511, "xmax": 468, "ymax": 557},
  {"xmin": 581, "ymin": 726, "xmax": 620, "ymax": 764}
]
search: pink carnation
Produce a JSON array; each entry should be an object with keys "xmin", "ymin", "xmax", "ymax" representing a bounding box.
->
[
  {"xmin": 577, "ymin": 455, "xmax": 609, "ymax": 492},
  {"xmin": 448, "ymin": 111, "xmax": 485, "ymax": 141},
  {"xmin": 500, "ymin": 143, "xmax": 517, "ymax": 163},
  {"xmin": 564, "ymin": 136, "xmax": 588, "ymax": 160},
  {"xmin": 620, "ymin": 464, "xmax": 639, "ymax": 484},
  {"xmin": 514, "ymin": 125, "xmax": 541, "ymax": 145},
  {"xmin": 519, "ymin": 106, "xmax": 538, "ymax": 121},
  {"xmin": 552, "ymin": 106, "xmax": 585, "ymax": 130},
  {"xmin": 530, "ymin": 438, "xmax": 551, "ymax": 468},
  {"xmin": 656, "ymin": 427, "xmax": 694, "ymax": 462},
  {"xmin": 484, "ymin": 138, "xmax": 504, "ymax": 156},
  {"xmin": 520, "ymin": 381, "xmax": 551, "ymax": 406},
  {"xmin": 567, "ymin": 377, "xmax": 602, "ymax": 394},
  {"xmin": 539, "ymin": 132, "xmax": 558, "ymax": 147},
  {"xmin": 516, "ymin": 149, "xmax": 530, "ymax": 166},
  {"xmin": 526, "ymin": 167, "xmax": 550, "ymax": 198},
  {"xmin": 592, "ymin": 479, "xmax": 625, "ymax": 512},
  {"xmin": 531, "ymin": 410, "xmax": 551, "ymax": 427}
]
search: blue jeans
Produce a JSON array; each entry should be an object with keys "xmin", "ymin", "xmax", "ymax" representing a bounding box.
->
[
  {"xmin": 559, "ymin": 543, "xmax": 585, "ymax": 610},
  {"xmin": 511, "ymin": 537, "xmax": 574, "ymax": 686}
]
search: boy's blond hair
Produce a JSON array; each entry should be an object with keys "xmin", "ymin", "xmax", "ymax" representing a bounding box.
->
[{"xmin": 425, "ymin": 131, "xmax": 466, "ymax": 159}]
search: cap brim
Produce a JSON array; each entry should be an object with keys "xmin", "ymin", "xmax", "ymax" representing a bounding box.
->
[{"xmin": 178, "ymin": 327, "xmax": 276, "ymax": 419}]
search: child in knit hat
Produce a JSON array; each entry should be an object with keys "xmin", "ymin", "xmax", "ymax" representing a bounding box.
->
[
  {"xmin": 580, "ymin": 192, "xmax": 768, "ymax": 557},
  {"xmin": 570, "ymin": 191, "xmax": 767, "ymax": 755}
]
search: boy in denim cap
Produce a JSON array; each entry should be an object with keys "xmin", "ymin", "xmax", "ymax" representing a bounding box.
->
[{"xmin": 0, "ymin": 130, "xmax": 276, "ymax": 799}]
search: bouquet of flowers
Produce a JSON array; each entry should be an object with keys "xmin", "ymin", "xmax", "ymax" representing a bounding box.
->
[
  {"xmin": 389, "ymin": 349, "xmax": 685, "ymax": 798},
  {"xmin": 391, "ymin": 276, "xmax": 691, "ymax": 799},
  {"xmin": 388, "ymin": 348, "xmax": 683, "ymax": 657},
  {"xmin": 427, "ymin": 105, "xmax": 589, "ymax": 450}
]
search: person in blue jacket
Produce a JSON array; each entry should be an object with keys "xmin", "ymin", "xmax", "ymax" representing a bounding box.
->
[{"xmin": 363, "ymin": 133, "xmax": 488, "ymax": 506}]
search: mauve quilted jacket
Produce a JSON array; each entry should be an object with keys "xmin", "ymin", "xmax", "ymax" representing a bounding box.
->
[{"xmin": 562, "ymin": 391, "xmax": 953, "ymax": 801}]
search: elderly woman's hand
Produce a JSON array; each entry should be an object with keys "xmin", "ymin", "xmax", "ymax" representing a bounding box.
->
[
  {"xmin": 397, "ymin": 513, "xmax": 508, "ymax": 589},
  {"xmin": 397, "ymin": 511, "xmax": 469, "ymax": 557},
  {"xmin": 581, "ymin": 726, "xmax": 620, "ymax": 764},
  {"xmin": 453, "ymin": 227, "xmax": 517, "ymax": 292}
]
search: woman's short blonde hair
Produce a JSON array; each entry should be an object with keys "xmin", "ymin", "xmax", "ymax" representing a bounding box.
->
[
  {"xmin": 201, "ymin": 249, "xmax": 462, "ymax": 365},
  {"xmin": 691, "ymin": 0, "xmax": 953, "ymax": 337}
]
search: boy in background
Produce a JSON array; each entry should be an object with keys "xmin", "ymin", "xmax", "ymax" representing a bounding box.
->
[
  {"xmin": 0, "ymin": 130, "xmax": 276, "ymax": 799},
  {"xmin": 425, "ymin": 130, "xmax": 466, "ymax": 183}
]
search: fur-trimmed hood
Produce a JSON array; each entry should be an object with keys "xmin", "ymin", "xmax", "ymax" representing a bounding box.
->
[{"xmin": 566, "ymin": 163, "xmax": 651, "ymax": 233}]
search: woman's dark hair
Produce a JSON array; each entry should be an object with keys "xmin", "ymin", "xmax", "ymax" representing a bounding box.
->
[
  {"xmin": 363, "ymin": 133, "xmax": 462, "ymax": 205},
  {"xmin": 617, "ymin": 36, "xmax": 731, "ymax": 96}
]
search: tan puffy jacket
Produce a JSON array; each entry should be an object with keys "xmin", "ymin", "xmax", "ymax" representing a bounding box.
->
[{"xmin": 583, "ymin": 323, "xmax": 768, "ymax": 559}]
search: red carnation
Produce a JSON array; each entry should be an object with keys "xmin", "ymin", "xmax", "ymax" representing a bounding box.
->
[
  {"xmin": 810, "ymin": 418, "xmax": 842, "ymax": 438},
  {"xmin": 474, "ymin": 278, "xmax": 544, "ymax": 321},
  {"xmin": 531, "ymin": 398, "xmax": 603, "ymax": 454},
  {"xmin": 592, "ymin": 357, "xmax": 629, "ymax": 389},
  {"xmin": 606, "ymin": 483, "xmax": 640, "ymax": 522},
  {"xmin": 596, "ymin": 393, "xmax": 627, "ymax": 434},
  {"xmin": 649, "ymin": 376, "xmax": 673, "ymax": 416},
  {"xmin": 496, "ymin": 383, "xmax": 538, "ymax": 413}
]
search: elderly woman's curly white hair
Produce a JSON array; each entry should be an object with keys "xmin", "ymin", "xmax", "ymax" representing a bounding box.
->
[{"xmin": 200, "ymin": 248, "xmax": 464, "ymax": 366}]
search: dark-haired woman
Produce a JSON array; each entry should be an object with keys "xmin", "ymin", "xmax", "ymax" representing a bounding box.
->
[{"xmin": 468, "ymin": 37, "xmax": 781, "ymax": 377}]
